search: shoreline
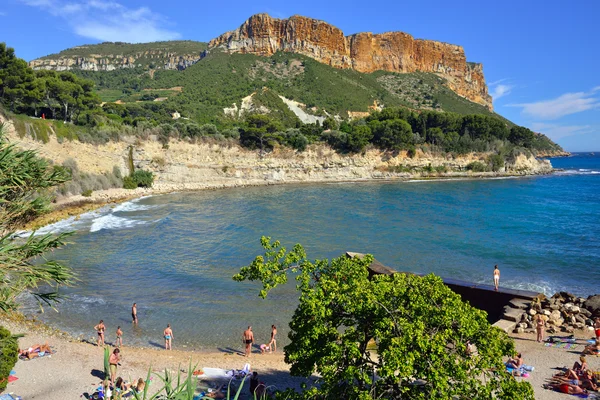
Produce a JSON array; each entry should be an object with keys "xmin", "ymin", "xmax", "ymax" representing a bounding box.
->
[
  {"xmin": 24, "ymin": 169, "xmax": 554, "ymax": 232},
  {"xmin": 1, "ymin": 311, "xmax": 595, "ymax": 400}
]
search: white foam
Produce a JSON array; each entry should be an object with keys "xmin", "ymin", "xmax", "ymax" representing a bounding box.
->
[
  {"xmin": 112, "ymin": 201, "xmax": 155, "ymax": 213},
  {"xmin": 70, "ymin": 294, "xmax": 107, "ymax": 305},
  {"xmin": 89, "ymin": 214, "xmax": 147, "ymax": 233},
  {"xmin": 554, "ymin": 169, "xmax": 599, "ymax": 176}
]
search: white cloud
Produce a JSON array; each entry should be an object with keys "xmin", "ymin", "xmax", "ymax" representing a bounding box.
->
[
  {"xmin": 491, "ymin": 84, "xmax": 513, "ymax": 101},
  {"xmin": 510, "ymin": 89, "xmax": 600, "ymax": 120},
  {"xmin": 529, "ymin": 122, "xmax": 594, "ymax": 141},
  {"xmin": 20, "ymin": 0, "xmax": 180, "ymax": 43},
  {"xmin": 489, "ymin": 79, "xmax": 514, "ymax": 102}
]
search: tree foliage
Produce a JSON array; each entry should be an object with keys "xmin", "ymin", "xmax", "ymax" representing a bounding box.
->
[
  {"xmin": 0, "ymin": 122, "xmax": 75, "ymax": 311},
  {"xmin": 234, "ymin": 237, "xmax": 534, "ymax": 399},
  {"xmin": 0, "ymin": 43, "xmax": 99, "ymax": 121},
  {"xmin": 0, "ymin": 326, "xmax": 19, "ymax": 393}
]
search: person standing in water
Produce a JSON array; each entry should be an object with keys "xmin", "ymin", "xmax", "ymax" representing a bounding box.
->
[
  {"xmin": 132, "ymin": 303, "xmax": 138, "ymax": 324},
  {"xmin": 493, "ymin": 265, "xmax": 500, "ymax": 291},
  {"xmin": 268, "ymin": 325, "xmax": 277, "ymax": 353},
  {"xmin": 164, "ymin": 324, "xmax": 174, "ymax": 350},
  {"xmin": 116, "ymin": 326, "xmax": 123, "ymax": 348},
  {"xmin": 243, "ymin": 326, "xmax": 254, "ymax": 357},
  {"xmin": 94, "ymin": 320, "xmax": 106, "ymax": 346}
]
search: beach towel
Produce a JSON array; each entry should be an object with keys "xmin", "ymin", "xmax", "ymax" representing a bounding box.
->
[
  {"xmin": 0, "ymin": 395, "xmax": 22, "ymax": 400},
  {"xmin": 544, "ymin": 342, "xmax": 578, "ymax": 349},
  {"xmin": 547, "ymin": 336, "xmax": 577, "ymax": 344},
  {"xmin": 201, "ymin": 368, "xmax": 230, "ymax": 379}
]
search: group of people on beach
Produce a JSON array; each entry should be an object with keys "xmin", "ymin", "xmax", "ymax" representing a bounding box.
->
[
  {"xmin": 544, "ymin": 354, "xmax": 598, "ymax": 395},
  {"xmin": 243, "ymin": 325, "xmax": 277, "ymax": 357},
  {"xmin": 93, "ymin": 303, "xmax": 175, "ymax": 351}
]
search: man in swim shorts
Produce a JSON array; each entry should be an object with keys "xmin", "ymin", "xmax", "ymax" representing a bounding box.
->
[
  {"xmin": 594, "ymin": 317, "xmax": 600, "ymax": 342},
  {"xmin": 109, "ymin": 348, "xmax": 120, "ymax": 383},
  {"xmin": 243, "ymin": 326, "xmax": 254, "ymax": 357},
  {"xmin": 164, "ymin": 324, "xmax": 174, "ymax": 350},
  {"xmin": 132, "ymin": 303, "xmax": 138, "ymax": 324}
]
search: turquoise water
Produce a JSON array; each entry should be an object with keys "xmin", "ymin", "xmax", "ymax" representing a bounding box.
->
[{"xmin": 23, "ymin": 154, "xmax": 600, "ymax": 350}]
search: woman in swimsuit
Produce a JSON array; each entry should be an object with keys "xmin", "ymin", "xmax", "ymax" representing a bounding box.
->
[
  {"xmin": 268, "ymin": 325, "xmax": 277, "ymax": 353},
  {"xmin": 535, "ymin": 314, "xmax": 546, "ymax": 343},
  {"xmin": 164, "ymin": 324, "xmax": 174, "ymax": 350},
  {"xmin": 94, "ymin": 320, "xmax": 105, "ymax": 346}
]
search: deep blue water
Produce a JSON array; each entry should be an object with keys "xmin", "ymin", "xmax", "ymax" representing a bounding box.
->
[{"xmin": 22, "ymin": 153, "xmax": 600, "ymax": 350}]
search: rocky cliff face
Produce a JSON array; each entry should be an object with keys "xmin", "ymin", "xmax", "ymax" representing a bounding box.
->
[
  {"xmin": 29, "ymin": 51, "xmax": 203, "ymax": 72},
  {"xmin": 210, "ymin": 14, "xmax": 492, "ymax": 110}
]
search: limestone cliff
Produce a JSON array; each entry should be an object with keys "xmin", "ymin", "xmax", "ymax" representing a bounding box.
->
[
  {"xmin": 210, "ymin": 14, "xmax": 492, "ymax": 110},
  {"xmin": 29, "ymin": 41, "xmax": 207, "ymax": 71},
  {"xmin": 29, "ymin": 52, "xmax": 201, "ymax": 71}
]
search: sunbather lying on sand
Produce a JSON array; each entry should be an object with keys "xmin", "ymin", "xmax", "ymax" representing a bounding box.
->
[
  {"xmin": 583, "ymin": 341, "xmax": 600, "ymax": 355},
  {"xmin": 552, "ymin": 370, "xmax": 598, "ymax": 391},
  {"xmin": 544, "ymin": 382, "xmax": 588, "ymax": 395},
  {"xmin": 19, "ymin": 343, "xmax": 52, "ymax": 359}
]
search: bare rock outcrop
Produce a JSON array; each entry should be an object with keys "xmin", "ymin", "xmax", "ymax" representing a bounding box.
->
[{"xmin": 210, "ymin": 14, "xmax": 492, "ymax": 109}]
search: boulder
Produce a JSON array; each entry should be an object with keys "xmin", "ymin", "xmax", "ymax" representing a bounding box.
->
[
  {"xmin": 561, "ymin": 326, "xmax": 574, "ymax": 333},
  {"xmin": 513, "ymin": 327, "xmax": 525, "ymax": 334},
  {"xmin": 580, "ymin": 308, "xmax": 592, "ymax": 318},
  {"xmin": 584, "ymin": 295, "xmax": 600, "ymax": 317}
]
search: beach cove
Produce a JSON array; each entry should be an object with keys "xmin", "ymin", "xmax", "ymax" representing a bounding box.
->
[{"xmin": 11, "ymin": 153, "xmax": 599, "ymax": 352}]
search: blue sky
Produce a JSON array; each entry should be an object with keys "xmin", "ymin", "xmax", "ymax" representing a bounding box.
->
[{"xmin": 1, "ymin": 0, "xmax": 598, "ymax": 151}]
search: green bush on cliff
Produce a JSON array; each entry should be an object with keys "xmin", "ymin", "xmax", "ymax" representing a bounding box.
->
[
  {"xmin": 123, "ymin": 170, "xmax": 154, "ymax": 189},
  {"xmin": 0, "ymin": 326, "xmax": 19, "ymax": 393},
  {"xmin": 466, "ymin": 161, "xmax": 489, "ymax": 172}
]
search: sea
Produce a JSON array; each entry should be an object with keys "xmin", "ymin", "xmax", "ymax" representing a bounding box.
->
[{"xmin": 18, "ymin": 153, "xmax": 600, "ymax": 350}]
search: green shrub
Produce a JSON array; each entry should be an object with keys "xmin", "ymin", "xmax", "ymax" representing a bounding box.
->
[
  {"xmin": 466, "ymin": 161, "xmax": 488, "ymax": 172},
  {"xmin": 123, "ymin": 176, "xmax": 138, "ymax": 189},
  {"xmin": 82, "ymin": 189, "xmax": 93, "ymax": 197},
  {"xmin": 0, "ymin": 326, "xmax": 19, "ymax": 393},
  {"xmin": 123, "ymin": 170, "xmax": 154, "ymax": 189},
  {"xmin": 488, "ymin": 154, "xmax": 505, "ymax": 172}
]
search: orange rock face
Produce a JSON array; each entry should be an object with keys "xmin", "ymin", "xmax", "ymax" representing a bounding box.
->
[{"xmin": 210, "ymin": 14, "xmax": 492, "ymax": 110}]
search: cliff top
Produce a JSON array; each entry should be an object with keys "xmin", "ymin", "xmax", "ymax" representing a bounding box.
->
[{"xmin": 37, "ymin": 40, "xmax": 208, "ymax": 60}]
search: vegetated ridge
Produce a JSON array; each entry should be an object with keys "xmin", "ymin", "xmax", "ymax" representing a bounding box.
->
[
  {"xmin": 29, "ymin": 41, "xmax": 208, "ymax": 71},
  {"xmin": 30, "ymin": 13, "xmax": 489, "ymax": 109}
]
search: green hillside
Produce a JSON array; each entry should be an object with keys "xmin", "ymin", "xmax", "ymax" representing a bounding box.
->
[
  {"xmin": 38, "ymin": 40, "xmax": 208, "ymax": 60},
  {"xmin": 72, "ymin": 49, "xmax": 507, "ymax": 125},
  {"xmin": 3, "ymin": 40, "xmax": 563, "ymax": 157}
]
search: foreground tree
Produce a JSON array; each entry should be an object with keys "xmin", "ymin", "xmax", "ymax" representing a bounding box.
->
[
  {"xmin": 234, "ymin": 237, "xmax": 534, "ymax": 399},
  {"xmin": 0, "ymin": 121, "xmax": 74, "ymax": 311}
]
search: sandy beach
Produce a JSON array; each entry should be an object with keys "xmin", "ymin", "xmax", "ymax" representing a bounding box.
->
[
  {"xmin": 0, "ymin": 316, "xmax": 312, "ymax": 399},
  {"xmin": 1, "ymin": 315, "xmax": 598, "ymax": 399}
]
